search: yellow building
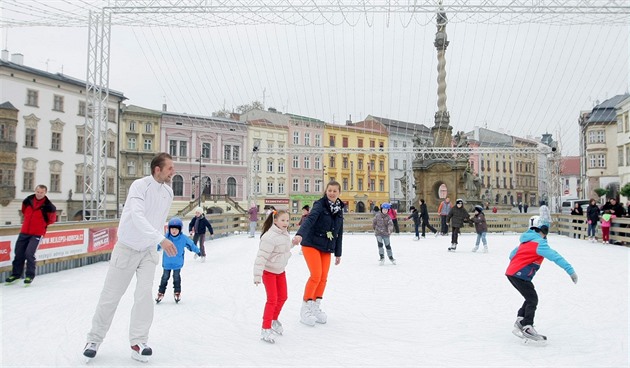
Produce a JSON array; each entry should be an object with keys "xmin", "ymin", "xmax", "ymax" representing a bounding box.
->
[{"xmin": 323, "ymin": 121, "xmax": 389, "ymax": 212}]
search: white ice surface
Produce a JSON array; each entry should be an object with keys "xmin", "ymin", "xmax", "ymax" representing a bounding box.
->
[{"xmin": 1, "ymin": 232, "xmax": 628, "ymax": 367}]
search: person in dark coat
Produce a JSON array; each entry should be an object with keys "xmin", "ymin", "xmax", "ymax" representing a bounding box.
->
[
  {"xmin": 406, "ymin": 206, "xmax": 421, "ymax": 240},
  {"xmin": 471, "ymin": 205, "xmax": 488, "ymax": 252},
  {"xmin": 602, "ymin": 198, "xmax": 625, "ymax": 218},
  {"xmin": 446, "ymin": 198, "xmax": 470, "ymax": 251},
  {"xmin": 292, "ymin": 181, "xmax": 344, "ymax": 326},
  {"xmin": 188, "ymin": 207, "xmax": 214, "ymax": 262},
  {"xmin": 419, "ymin": 199, "xmax": 438, "ymax": 238},
  {"xmin": 586, "ymin": 199, "xmax": 600, "ymax": 242},
  {"xmin": 570, "ymin": 202, "xmax": 584, "ymax": 239}
]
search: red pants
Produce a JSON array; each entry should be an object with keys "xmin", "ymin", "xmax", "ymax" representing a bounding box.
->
[
  {"xmin": 262, "ymin": 270, "xmax": 287, "ymax": 329},
  {"xmin": 602, "ymin": 227, "xmax": 610, "ymax": 242},
  {"xmin": 302, "ymin": 246, "xmax": 332, "ymax": 301}
]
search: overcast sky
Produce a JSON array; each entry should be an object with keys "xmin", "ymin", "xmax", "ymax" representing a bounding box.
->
[{"xmin": 1, "ymin": 2, "xmax": 628, "ymax": 156}]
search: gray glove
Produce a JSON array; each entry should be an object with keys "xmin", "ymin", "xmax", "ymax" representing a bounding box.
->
[{"xmin": 570, "ymin": 273, "xmax": 578, "ymax": 284}]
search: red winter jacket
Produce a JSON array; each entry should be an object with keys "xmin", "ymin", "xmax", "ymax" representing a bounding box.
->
[{"xmin": 21, "ymin": 194, "xmax": 57, "ymax": 236}]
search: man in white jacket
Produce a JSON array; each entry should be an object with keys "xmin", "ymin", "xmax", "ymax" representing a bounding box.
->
[{"xmin": 83, "ymin": 152, "xmax": 177, "ymax": 363}]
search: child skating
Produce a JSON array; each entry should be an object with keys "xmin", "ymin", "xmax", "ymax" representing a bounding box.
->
[
  {"xmin": 471, "ymin": 205, "xmax": 488, "ymax": 252},
  {"xmin": 446, "ymin": 199, "xmax": 470, "ymax": 251},
  {"xmin": 406, "ymin": 205, "xmax": 421, "ymax": 240},
  {"xmin": 253, "ymin": 210, "xmax": 294, "ymax": 343},
  {"xmin": 156, "ymin": 217, "xmax": 201, "ymax": 304},
  {"xmin": 600, "ymin": 210, "xmax": 614, "ymax": 244},
  {"xmin": 505, "ymin": 216, "xmax": 578, "ymax": 344},
  {"xmin": 373, "ymin": 203, "xmax": 396, "ymax": 265}
]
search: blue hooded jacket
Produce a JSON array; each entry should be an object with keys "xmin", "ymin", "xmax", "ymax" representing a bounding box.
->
[
  {"xmin": 505, "ymin": 229, "xmax": 574, "ymax": 281},
  {"xmin": 158, "ymin": 231, "xmax": 200, "ymax": 270}
]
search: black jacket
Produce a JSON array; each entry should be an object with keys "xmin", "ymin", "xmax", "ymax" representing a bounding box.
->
[
  {"xmin": 407, "ymin": 210, "xmax": 420, "ymax": 225},
  {"xmin": 296, "ymin": 196, "xmax": 344, "ymax": 257},
  {"xmin": 586, "ymin": 204, "xmax": 600, "ymax": 223},
  {"xmin": 419, "ymin": 202, "xmax": 430, "ymax": 220},
  {"xmin": 188, "ymin": 215, "xmax": 214, "ymax": 235}
]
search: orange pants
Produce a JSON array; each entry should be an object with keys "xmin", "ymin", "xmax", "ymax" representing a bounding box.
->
[{"xmin": 302, "ymin": 245, "xmax": 332, "ymax": 301}]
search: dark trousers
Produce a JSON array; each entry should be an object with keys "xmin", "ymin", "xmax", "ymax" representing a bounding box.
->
[
  {"xmin": 450, "ymin": 227, "xmax": 461, "ymax": 244},
  {"xmin": 193, "ymin": 233, "xmax": 206, "ymax": 257},
  {"xmin": 421, "ymin": 220, "xmax": 437, "ymax": 236},
  {"xmin": 440, "ymin": 215, "xmax": 449, "ymax": 235},
  {"xmin": 392, "ymin": 219, "xmax": 400, "ymax": 233},
  {"xmin": 159, "ymin": 268, "xmax": 182, "ymax": 293},
  {"xmin": 507, "ymin": 275, "xmax": 538, "ymax": 326},
  {"xmin": 413, "ymin": 222, "xmax": 420, "ymax": 237},
  {"xmin": 11, "ymin": 233, "xmax": 43, "ymax": 279}
]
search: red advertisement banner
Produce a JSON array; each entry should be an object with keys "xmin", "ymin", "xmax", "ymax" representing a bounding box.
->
[
  {"xmin": 0, "ymin": 240, "xmax": 11, "ymax": 262},
  {"xmin": 88, "ymin": 227, "xmax": 118, "ymax": 253},
  {"xmin": 39, "ymin": 229, "xmax": 85, "ymax": 250}
]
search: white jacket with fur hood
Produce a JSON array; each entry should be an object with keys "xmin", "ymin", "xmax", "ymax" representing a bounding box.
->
[{"xmin": 253, "ymin": 224, "xmax": 293, "ymax": 283}]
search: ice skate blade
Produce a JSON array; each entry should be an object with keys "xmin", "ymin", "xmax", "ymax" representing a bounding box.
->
[
  {"xmin": 131, "ymin": 352, "xmax": 149, "ymax": 363},
  {"xmin": 260, "ymin": 337, "xmax": 275, "ymax": 344},
  {"xmin": 512, "ymin": 328, "xmax": 547, "ymax": 346}
]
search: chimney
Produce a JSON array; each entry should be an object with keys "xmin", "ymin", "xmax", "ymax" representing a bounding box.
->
[
  {"xmin": 162, "ymin": 104, "xmax": 167, "ymax": 112},
  {"xmin": 1, "ymin": 50, "xmax": 8, "ymax": 61},
  {"xmin": 11, "ymin": 53, "xmax": 24, "ymax": 65}
]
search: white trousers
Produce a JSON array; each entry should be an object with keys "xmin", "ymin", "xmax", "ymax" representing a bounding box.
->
[{"xmin": 86, "ymin": 242, "xmax": 158, "ymax": 345}]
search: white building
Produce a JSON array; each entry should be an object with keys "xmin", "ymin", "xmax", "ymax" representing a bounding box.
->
[
  {"xmin": 616, "ymin": 95, "xmax": 630, "ymax": 204},
  {"xmin": 0, "ymin": 52, "xmax": 125, "ymax": 225}
]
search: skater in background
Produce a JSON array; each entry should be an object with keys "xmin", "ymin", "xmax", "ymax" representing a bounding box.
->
[
  {"xmin": 84, "ymin": 152, "xmax": 176, "ymax": 362},
  {"xmin": 446, "ymin": 198, "xmax": 470, "ymax": 251},
  {"xmin": 538, "ymin": 201, "xmax": 551, "ymax": 228},
  {"xmin": 188, "ymin": 207, "xmax": 214, "ymax": 262},
  {"xmin": 505, "ymin": 216, "xmax": 578, "ymax": 342},
  {"xmin": 373, "ymin": 204, "xmax": 396, "ymax": 265},
  {"xmin": 586, "ymin": 198, "xmax": 600, "ymax": 242},
  {"xmin": 292, "ymin": 181, "xmax": 344, "ymax": 327},
  {"xmin": 387, "ymin": 205, "xmax": 400, "ymax": 234},
  {"xmin": 248, "ymin": 202, "xmax": 259, "ymax": 238},
  {"xmin": 438, "ymin": 197, "xmax": 451, "ymax": 236},
  {"xmin": 471, "ymin": 205, "xmax": 488, "ymax": 252},
  {"xmin": 419, "ymin": 199, "xmax": 438, "ymax": 238},
  {"xmin": 157, "ymin": 217, "xmax": 200, "ymax": 304},
  {"xmin": 600, "ymin": 210, "xmax": 614, "ymax": 244},
  {"xmin": 406, "ymin": 205, "xmax": 421, "ymax": 240},
  {"xmin": 570, "ymin": 202, "xmax": 584, "ymax": 239},
  {"xmin": 253, "ymin": 209, "xmax": 293, "ymax": 344},
  {"xmin": 5, "ymin": 184, "xmax": 57, "ymax": 285}
]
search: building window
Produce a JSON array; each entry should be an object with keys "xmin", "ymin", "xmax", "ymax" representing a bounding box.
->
[
  {"xmin": 278, "ymin": 160, "xmax": 285, "ymax": 173},
  {"xmin": 278, "ymin": 182, "xmax": 285, "ymax": 194},
  {"xmin": 314, "ymin": 179, "xmax": 322, "ymax": 193},
  {"xmin": 626, "ymin": 145, "xmax": 630, "ymax": 167},
  {"xmin": 358, "ymin": 178, "xmax": 363, "ymax": 191},
  {"xmin": 314, "ymin": 157, "xmax": 321, "ymax": 170},
  {"xmin": 342, "ymin": 137, "xmax": 348, "ymax": 148},
  {"xmin": 329, "ymin": 135, "xmax": 335, "ymax": 147},
  {"xmin": 267, "ymin": 159, "xmax": 274, "ymax": 172},
  {"xmin": 255, "ymin": 180, "xmax": 261, "ymax": 194},
  {"xmin": 77, "ymin": 135, "xmax": 85, "ymax": 153},
  {"xmin": 292, "ymin": 155, "xmax": 300, "ymax": 169},
  {"xmin": 50, "ymin": 173, "xmax": 60, "ymax": 192},
  {"xmin": 358, "ymin": 159, "xmax": 363, "ymax": 170},
  {"xmin": 329, "ymin": 156, "xmax": 335, "ymax": 168},
  {"xmin": 293, "ymin": 131, "xmax": 299, "ymax": 145},
  {"xmin": 26, "ymin": 89, "xmax": 38, "ymax": 107},
  {"xmin": 267, "ymin": 181, "xmax": 274, "ymax": 194},
  {"xmin": 379, "ymin": 179, "xmax": 385, "ymax": 192},
  {"xmin": 342, "ymin": 178, "xmax": 348, "ymax": 191},
  {"xmin": 179, "ymin": 141, "xmax": 188, "ymax": 157},
  {"xmin": 78, "ymin": 101, "xmax": 86, "ymax": 117},
  {"xmin": 379, "ymin": 160, "xmax": 384, "ymax": 172},
  {"xmin": 172, "ymin": 175, "xmax": 183, "ymax": 196},
  {"xmin": 315, "ymin": 134, "xmax": 321, "ymax": 147},
  {"xmin": 342, "ymin": 157, "xmax": 348, "ymax": 169},
  {"xmin": 0, "ymin": 122, "xmax": 16, "ymax": 141},
  {"xmin": 369, "ymin": 160, "xmax": 375, "ymax": 171},
  {"xmin": 304, "ymin": 156, "xmax": 311, "ymax": 169},
  {"xmin": 304, "ymin": 132, "xmax": 311, "ymax": 146},
  {"xmin": 369, "ymin": 179, "xmax": 375, "ymax": 191},
  {"xmin": 25, "ymin": 128, "xmax": 36, "ymax": 148},
  {"xmin": 108, "ymin": 141, "xmax": 115, "ymax": 158},
  {"xmin": 128, "ymin": 137, "xmax": 137, "ymax": 150},
  {"xmin": 304, "ymin": 178, "xmax": 310, "ymax": 192},
  {"xmin": 108, "ymin": 108, "xmax": 116, "ymax": 123},
  {"xmin": 202, "ymin": 142, "xmax": 211, "ymax": 158},
  {"xmin": 143, "ymin": 161, "xmax": 150, "ymax": 175},
  {"xmin": 403, "ymin": 160, "xmax": 407, "ymax": 170},
  {"xmin": 0, "ymin": 168, "xmax": 14, "ymax": 186},
  {"xmin": 358, "ymin": 138, "xmax": 363, "ymax": 148},
  {"xmin": 169, "ymin": 140, "xmax": 177, "ymax": 156},
  {"xmin": 223, "ymin": 145, "xmax": 240, "ymax": 163},
  {"xmin": 129, "ymin": 121, "xmax": 136, "ymax": 132},
  {"xmin": 23, "ymin": 171, "xmax": 34, "ymax": 191},
  {"xmin": 51, "ymin": 132, "xmax": 62, "ymax": 151},
  {"xmin": 145, "ymin": 123, "xmax": 152, "ymax": 133},
  {"xmin": 394, "ymin": 159, "xmax": 398, "ymax": 170},
  {"xmin": 144, "ymin": 139, "xmax": 152, "ymax": 151},
  {"xmin": 292, "ymin": 178, "xmax": 299, "ymax": 192},
  {"xmin": 370, "ymin": 140, "xmax": 375, "ymax": 148},
  {"xmin": 127, "ymin": 160, "xmax": 136, "ymax": 175},
  {"xmin": 227, "ymin": 177, "xmax": 236, "ymax": 197},
  {"xmin": 53, "ymin": 95, "xmax": 64, "ymax": 112},
  {"xmin": 619, "ymin": 147, "xmax": 624, "ymax": 167},
  {"xmin": 588, "ymin": 130, "xmax": 605, "ymax": 143},
  {"xmin": 253, "ymin": 160, "xmax": 260, "ymax": 172}
]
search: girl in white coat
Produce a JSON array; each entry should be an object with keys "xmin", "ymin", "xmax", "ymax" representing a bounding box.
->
[{"xmin": 253, "ymin": 210, "xmax": 293, "ymax": 343}]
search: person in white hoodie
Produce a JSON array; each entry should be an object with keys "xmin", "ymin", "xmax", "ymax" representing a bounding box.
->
[
  {"xmin": 253, "ymin": 209, "xmax": 294, "ymax": 343},
  {"xmin": 83, "ymin": 153, "xmax": 177, "ymax": 363}
]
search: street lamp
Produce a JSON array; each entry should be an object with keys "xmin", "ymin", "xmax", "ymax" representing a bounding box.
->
[{"xmin": 195, "ymin": 158, "xmax": 206, "ymax": 208}]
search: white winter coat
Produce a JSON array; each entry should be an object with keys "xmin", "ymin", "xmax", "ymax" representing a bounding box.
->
[{"xmin": 253, "ymin": 224, "xmax": 293, "ymax": 283}]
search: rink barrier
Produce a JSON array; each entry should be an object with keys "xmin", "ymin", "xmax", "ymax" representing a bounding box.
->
[{"xmin": 1, "ymin": 212, "xmax": 627, "ymax": 281}]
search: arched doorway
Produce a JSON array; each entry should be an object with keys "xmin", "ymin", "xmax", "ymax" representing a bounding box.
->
[
  {"xmin": 356, "ymin": 201, "xmax": 366, "ymax": 213},
  {"xmin": 172, "ymin": 175, "xmax": 183, "ymax": 196},
  {"xmin": 227, "ymin": 177, "xmax": 237, "ymax": 197}
]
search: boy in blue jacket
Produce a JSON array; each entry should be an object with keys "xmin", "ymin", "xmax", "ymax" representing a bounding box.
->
[
  {"xmin": 505, "ymin": 216, "xmax": 578, "ymax": 342},
  {"xmin": 157, "ymin": 217, "xmax": 200, "ymax": 303}
]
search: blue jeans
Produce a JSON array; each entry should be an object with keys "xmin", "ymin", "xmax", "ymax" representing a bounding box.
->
[
  {"xmin": 475, "ymin": 232, "xmax": 487, "ymax": 246},
  {"xmin": 587, "ymin": 223, "xmax": 597, "ymax": 237},
  {"xmin": 159, "ymin": 268, "xmax": 182, "ymax": 293}
]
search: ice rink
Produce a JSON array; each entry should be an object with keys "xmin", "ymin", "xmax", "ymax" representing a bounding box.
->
[{"xmin": 1, "ymin": 231, "xmax": 628, "ymax": 367}]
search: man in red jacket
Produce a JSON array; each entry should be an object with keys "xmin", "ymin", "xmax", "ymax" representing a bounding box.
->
[{"xmin": 5, "ymin": 185, "xmax": 57, "ymax": 285}]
